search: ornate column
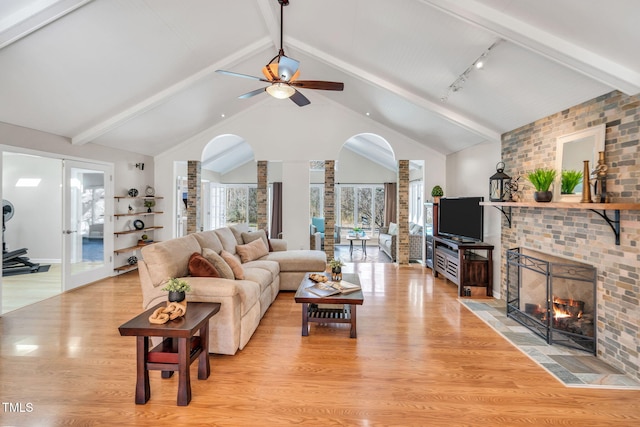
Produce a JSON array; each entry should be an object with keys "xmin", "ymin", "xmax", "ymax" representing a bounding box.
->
[{"xmin": 186, "ymin": 160, "xmax": 201, "ymax": 234}]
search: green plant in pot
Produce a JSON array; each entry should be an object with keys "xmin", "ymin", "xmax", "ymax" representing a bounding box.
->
[
  {"xmin": 431, "ymin": 185, "xmax": 443, "ymax": 203},
  {"xmin": 329, "ymin": 258, "xmax": 344, "ymax": 280},
  {"xmin": 527, "ymin": 168, "xmax": 557, "ymax": 202},
  {"xmin": 561, "ymin": 169, "xmax": 583, "ymax": 194},
  {"xmin": 161, "ymin": 278, "xmax": 191, "ymax": 302}
]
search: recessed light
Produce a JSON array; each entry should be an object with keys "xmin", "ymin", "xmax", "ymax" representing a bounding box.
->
[
  {"xmin": 221, "ymin": 113, "xmax": 225, "ymax": 118},
  {"xmin": 366, "ymin": 112, "xmax": 370, "ymax": 116}
]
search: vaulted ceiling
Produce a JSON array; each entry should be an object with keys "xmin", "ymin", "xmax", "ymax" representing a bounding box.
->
[{"xmin": 0, "ymin": 0, "xmax": 638, "ymax": 172}]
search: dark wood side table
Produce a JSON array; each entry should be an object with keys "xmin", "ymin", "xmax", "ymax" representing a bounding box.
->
[
  {"xmin": 294, "ymin": 273, "xmax": 364, "ymax": 338},
  {"xmin": 118, "ymin": 301, "xmax": 220, "ymax": 406}
]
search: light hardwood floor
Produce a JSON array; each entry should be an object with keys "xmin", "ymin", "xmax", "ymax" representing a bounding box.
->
[{"xmin": 1, "ymin": 263, "xmax": 639, "ymax": 426}]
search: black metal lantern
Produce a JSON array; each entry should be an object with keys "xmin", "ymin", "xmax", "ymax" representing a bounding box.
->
[{"xmin": 489, "ymin": 161, "xmax": 511, "ymax": 201}]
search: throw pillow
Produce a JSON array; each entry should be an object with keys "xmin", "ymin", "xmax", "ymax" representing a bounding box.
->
[
  {"xmin": 202, "ymin": 248, "xmax": 234, "ymax": 280},
  {"xmin": 241, "ymin": 230, "xmax": 270, "ymax": 251},
  {"xmin": 188, "ymin": 252, "xmax": 220, "ymax": 278},
  {"xmin": 388, "ymin": 222, "xmax": 398, "ymax": 235},
  {"xmin": 236, "ymin": 238, "xmax": 269, "ymax": 263},
  {"xmin": 220, "ymin": 250, "xmax": 244, "ymax": 280}
]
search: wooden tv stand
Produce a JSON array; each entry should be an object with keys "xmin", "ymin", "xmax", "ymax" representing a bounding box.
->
[{"xmin": 432, "ymin": 236, "xmax": 494, "ymax": 297}]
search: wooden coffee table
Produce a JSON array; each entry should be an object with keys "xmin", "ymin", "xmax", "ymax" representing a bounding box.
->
[
  {"xmin": 118, "ymin": 301, "xmax": 220, "ymax": 406},
  {"xmin": 294, "ymin": 272, "xmax": 364, "ymax": 338}
]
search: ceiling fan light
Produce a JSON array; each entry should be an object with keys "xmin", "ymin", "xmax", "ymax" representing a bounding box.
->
[{"xmin": 266, "ymin": 83, "xmax": 295, "ymax": 99}]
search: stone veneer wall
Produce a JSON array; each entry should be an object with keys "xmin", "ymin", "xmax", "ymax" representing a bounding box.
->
[
  {"xmin": 397, "ymin": 160, "xmax": 409, "ymax": 265},
  {"xmin": 257, "ymin": 161, "xmax": 268, "ymax": 232},
  {"xmin": 186, "ymin": 160, "xmax": 201, "ymax": 234},
  {"xmin": 501, "ymin": 91, "xmax": 639, "ymax": 379},
  {"xmin": 324, "ymin": 160, "xmax": 335, "ymax": 262}
]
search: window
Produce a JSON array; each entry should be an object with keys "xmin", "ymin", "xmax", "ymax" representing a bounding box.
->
[
  {"xmin": 336, "ymin": 184, "xmax": 384, "ymax": 231},
  {"xmin": 409, "ymin": 180, "xmax": 424, "ymax": 225},
  {"xmin": 208, "ymin": 184, "xmax": 257, "ymax": 230},
  {"xmin": 310, "ymin": 184, "xmax": 323, "ymax": 219}
]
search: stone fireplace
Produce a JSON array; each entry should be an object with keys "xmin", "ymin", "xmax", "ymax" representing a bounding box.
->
[
  {"xmin": 506, "ymin": 248, "xmax": 596, "ymax": 354},
  {"xmin": 500, "ymin": 90, "xmax": 640, "ymax": 381}
]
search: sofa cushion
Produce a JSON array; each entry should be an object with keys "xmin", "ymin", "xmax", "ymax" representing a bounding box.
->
[
  {"xmin": 221, "ymin": 250, "xmax": 245, "ymax": 280},
  {"xmin": 262, "ymin": 250, "xmax": 327, "ymax": 272},
  {"xmin": 241, "ymin": 230, "xmax": 269, "ymax": 251},
  {"xmin": 241, "ymin": 267, "xmax": 273, "ymax": 293},
  {"xmin": 188, "ymin": 252, "xmax": 220, "ymax": 277},
  {"xmin": 202, "ymin": 248, "xmax": 234, "ymax": 280},
  {"xmin": 242, "ymin": 259, "xmax": 280, "ymax": 281},
  {"xmin": 215, "ymin": 227, "xmax": 239, "ymax": 254},
  {"xmin": 236, "ymin": 238, "xmax": 269, "ymax": 263},
  {"xmin": 192, "ymin": 230, "xmax": 224, "ymax": 253},
  {"xmin": 230, "ymin": 224, "xmax": 249, "ymax": 245},
  {"xmin": 140, "ymin": 235, "xmax": 202, "ymax": 287},
  {"xmin": 388, "ymin": 222, "xmax": 398, "ymax": 235}
]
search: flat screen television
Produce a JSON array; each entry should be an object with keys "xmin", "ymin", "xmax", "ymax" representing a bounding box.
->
[{"xmin": 437, "ymin": 196, "xmax": 484, "ymax": 242}]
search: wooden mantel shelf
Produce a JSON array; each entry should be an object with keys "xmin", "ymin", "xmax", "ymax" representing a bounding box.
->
[{"xmin": 480, "ymin": 201, "xmax": 640, "ymax": 246}]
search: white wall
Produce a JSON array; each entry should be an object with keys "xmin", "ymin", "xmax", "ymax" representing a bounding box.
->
[
  {"xmin": 154, "ymin": 99, "xmax": 446, "ymax": 244},
  {"xmin": 0, "ymin": 121, "xmax": 154, "ymax": 271},
  {"xmin": 2, "ymin": 153, "xmax": 61, "ymax": 261},
  {"xmin": 282, "ymin": 161, "xmax": 310, "ymax": 249},
  {"xmin": 446, "ymin": 140, "xmax": 502, "ymax": 297}
]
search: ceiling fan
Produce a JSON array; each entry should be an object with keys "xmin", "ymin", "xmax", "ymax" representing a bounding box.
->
[{"xmin": 215, "ymin": 0, "xmax": 344, "ymax": 107}]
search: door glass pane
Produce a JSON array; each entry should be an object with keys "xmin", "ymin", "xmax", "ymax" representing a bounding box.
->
[
  {"xmin": 340, "ymin": 187, "xmax": 354, "ymax": 228},
  {"xmin": 357, "ymin": 188, "xmax": 372, "ymax": 231},
  {"xmin": 70, "ymin": 168, "xmax": 105, "ymax": 275},
  {"xmin": 374, "ymin": 187, "xmax": 385, "ymax": 231}
]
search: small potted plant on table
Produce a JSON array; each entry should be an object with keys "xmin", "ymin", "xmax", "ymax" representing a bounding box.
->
[
  {"xmin": 329, "ymin": 258, "xmax": 344, "ymax": 281},
  {"xmin": 161, "ymin": 278, "xmax": 191, "ymax": 303},
  {"xmin": 431, "ymin": 185, "xmax": 443, "ymax": 203}
]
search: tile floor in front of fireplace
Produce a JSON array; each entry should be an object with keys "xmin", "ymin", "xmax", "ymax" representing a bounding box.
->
[{"xmin": 459, "ymin": 298, "xmax": 640, "ymax": 390}]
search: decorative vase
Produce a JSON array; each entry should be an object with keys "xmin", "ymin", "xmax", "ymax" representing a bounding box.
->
[
  {"xmin": 147, "ymin": 207, "xmax": 152, "ymax": 213},
  {"xmin": 168, "ymin": 291, "xmax": 186, "ymax": 303},
  {"xmin": 533, "ymin": 191, "xmax": 553, "ymax": 202},
  {"xmin": 581, "ymin": 160, "xmax": 592, "ymax": 203},
  {"xmin": 331, "ymin": 266, "xmax": 342, "ymax": 281}
]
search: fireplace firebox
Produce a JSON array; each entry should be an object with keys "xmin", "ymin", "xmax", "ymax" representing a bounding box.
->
[{"xmin": 506, "ymin": 248, "xmax": 597, "ymax": 354}]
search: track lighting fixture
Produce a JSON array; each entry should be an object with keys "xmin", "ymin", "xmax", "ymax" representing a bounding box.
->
[{"xmin": 440, "ymin": 40, "xmax": 501, "ymax": 102}]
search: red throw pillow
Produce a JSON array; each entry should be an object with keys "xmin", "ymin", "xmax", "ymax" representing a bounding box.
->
[{"xmin": 188, "ymin": 252, "xmax": 220, "ymax": 277}]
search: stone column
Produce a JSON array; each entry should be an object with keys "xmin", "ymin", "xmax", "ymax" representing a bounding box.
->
[
  {"xmin": 324, "ymin": 160, "xmax": 335, "ymax": 262},
  {"xmin": 187, "ymin": 160, "xmax": 201, "ymax": 234},
  {"xmin": 397, "ymin": 160, "xmax": 410, "ymax": 264},
  {"xmin": 257, "ymin": 161, "xmax": 268, "ymax": 232}
]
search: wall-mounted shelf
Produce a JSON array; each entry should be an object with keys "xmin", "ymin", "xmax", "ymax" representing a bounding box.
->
[
  {"xmin": 114, "ymin": 195, "xmax": 163, "ymax": 273},
  {"xmin": 114, "ymin": 196, "xmax": 164, "ymax": 200},
  {"xmin": 114, "ymin": 211, "xmax": 164, "ymax": 218},
  {"xmin": 114, "ymin": 226, "xmax": 163, "ymax": 236},
  {"xmin": 481, "ymin": 201, "xmax": 640, "ymax": 245}
]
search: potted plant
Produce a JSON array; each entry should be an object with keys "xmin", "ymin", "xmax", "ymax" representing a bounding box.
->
[
  {"xmin": 144, "ymin": 199, "xmax": 155, "ymax": 213},
  {"xmin": 527, "ymin": 168, "xmax": 557, "ymax": 202},
  {"xmin": 161, "ymin": 278, "xmax": 191, "ymax": 302},
  {"xmin": 329, "ymin": 258, "xmax": 344, "ymax": 280},
  {"xmin": 561, "ymin": 169, "xmax": 583, "ymax": 194},
  {"xmin": 431, "ymin": 185, "xmax": 443, "ymax": 203}
]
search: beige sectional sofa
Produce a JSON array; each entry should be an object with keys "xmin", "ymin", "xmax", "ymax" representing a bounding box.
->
[{"xmin": 137, "ymin": 226, "xmax": 327, "ymax": 355}]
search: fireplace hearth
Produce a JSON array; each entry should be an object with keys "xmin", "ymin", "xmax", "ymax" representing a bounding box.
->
[{"xmin": 506, "ymin": 248, "xmax": 597, "ymax": 354}]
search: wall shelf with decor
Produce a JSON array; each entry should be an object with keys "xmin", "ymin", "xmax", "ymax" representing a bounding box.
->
[
  {"xmin": 481, "ymin": 201, "xmax": 640, "ymax": 245},
  {"xmin": 114, "ymin": 194, "xmax": 163, "ymax": 273}
]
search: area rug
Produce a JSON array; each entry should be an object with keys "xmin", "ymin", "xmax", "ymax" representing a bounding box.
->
[{"xmin": 459, "ymin": 298, "xmax": 640, "ymax": 390}]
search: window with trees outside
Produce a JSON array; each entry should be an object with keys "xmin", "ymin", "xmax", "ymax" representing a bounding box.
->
[
  {"xmin": 209, "ymin": 184, "xmax": 258, "ymax": 230},
  {"xmin": 409, "ymin": 180, "xmax": 424, "ymax": 225},
  {"xmin": 336, "ymin": 185, "xmax": 384, "ymax": 233}
]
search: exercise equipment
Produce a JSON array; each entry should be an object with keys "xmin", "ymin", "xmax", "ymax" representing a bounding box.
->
[{"xmin": 3, "ymin": 199, "xmax": 41, "ymax": 276}]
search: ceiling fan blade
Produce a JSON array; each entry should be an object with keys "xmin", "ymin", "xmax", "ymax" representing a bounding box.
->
[
  {"xmin": 277, "ymin": 56, "xmax": 300, "ymax": 81},
  {"xmin": 290, "ymin": 89, "xmax": 310, "ymax": 107},
  {"xmin": 216, "ymin": 69, "xmax": 269, "ymax": 82},
  {"xmin": 290, "ymin": 80, "xmax": 344, "ymax": 91},
  {"xmin": 238, "ymin": 87, "xmax": 266, "ymax": 99}
]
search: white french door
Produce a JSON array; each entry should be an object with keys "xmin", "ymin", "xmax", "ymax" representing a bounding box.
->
[{"xmin": 62, "ymin": 160, "xmax": 113, "ymax": 290}]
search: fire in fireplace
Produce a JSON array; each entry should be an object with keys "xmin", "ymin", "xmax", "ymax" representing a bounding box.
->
[{"xmin": 506, "ymin": 248, "xmax": 597, "ymax": 354}]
